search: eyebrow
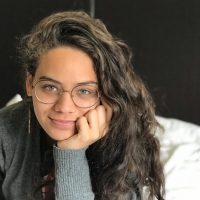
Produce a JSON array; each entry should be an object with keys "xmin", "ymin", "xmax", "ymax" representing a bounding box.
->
[{"xmin": 38, "ymin": 76, "xmax": 98, "ymax": 86}]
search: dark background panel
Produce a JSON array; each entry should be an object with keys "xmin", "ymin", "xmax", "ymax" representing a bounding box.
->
[
  {"xmin": 0, "ymin": 0, "xmax": 91, "ymax": 108},
  {"xmin": 96, "ymin": 0, "xmax": 200, "ymax": 125},
  {"xmin": 0, "ymin": 0, "xmax": 199, "ymax": 125}
]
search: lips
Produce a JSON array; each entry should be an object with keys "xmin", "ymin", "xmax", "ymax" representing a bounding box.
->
[{"xmin": 49, "ymin": 117, "xmax": 76, "ymax": 129}]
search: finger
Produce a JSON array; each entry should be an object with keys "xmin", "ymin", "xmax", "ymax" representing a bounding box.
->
[
  {"xmin": 76, "ymin": 116, "xmax": 89, "ymax": 137},
  {"xmin": 84, "ymin": 109, "xmax": 100, "ymax": 140},
  {"xmin": 100, "ymin": 99, "xmax": 113, "ymax": 122},
  {"xmin": 96, "ymin": 105, "xmax": 107, "ymax": 137},
  {"xmin": 96, "ymin": 105, "xmax": 106, "ymax": 124}
]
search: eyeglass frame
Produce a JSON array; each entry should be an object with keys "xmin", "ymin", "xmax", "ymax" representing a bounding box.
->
[{"xmin": 32, "ymin": 79, "xmax": 101, "ymax": 108}]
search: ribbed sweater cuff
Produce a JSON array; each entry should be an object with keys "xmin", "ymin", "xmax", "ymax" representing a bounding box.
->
[{"xmin": 53, "ymin": 146, "xmax": 94, "ymax": 200}]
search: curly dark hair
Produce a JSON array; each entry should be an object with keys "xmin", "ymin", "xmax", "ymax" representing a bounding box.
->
[{"xmin": 19, "ymin": 11, "xmax": 165, "ymax": 200}]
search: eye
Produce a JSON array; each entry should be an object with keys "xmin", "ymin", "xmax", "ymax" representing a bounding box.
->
[
  {"xmin": 78, "ymin": 89, "xmax": 91, "ymax": 95},
  {"xmin": 44, "ymin": 85, "xmax": 58, "ymax": 92},
  {"xmin": 74, "ymin": 85, "xmax": 98, "ymax": 98},
  {"xmin": 39, "ymin": 81, "xmax": 60, "ymax": 94}
]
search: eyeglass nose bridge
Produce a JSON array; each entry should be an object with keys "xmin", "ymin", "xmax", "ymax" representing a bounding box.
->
[{"xmin": 57, "ymin": 88, "xmax": 75, "ymax": 101}]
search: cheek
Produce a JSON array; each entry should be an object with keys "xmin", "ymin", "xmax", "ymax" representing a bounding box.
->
[
  {"xmin": 32, "ymin": 98, "xmax": 51, "ymax": 120},
  {"xmin": 78, "ymin": 106, "xmax": 96, "ymax": 117},
  {"xmin": 78, "ymin": 108, "xmax": 90, "ymax": 116}
]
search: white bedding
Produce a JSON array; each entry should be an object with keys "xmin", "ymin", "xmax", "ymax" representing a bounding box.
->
[{"xmin": 156, "ymin": 116, "xmax": 200, "ymax": 200}]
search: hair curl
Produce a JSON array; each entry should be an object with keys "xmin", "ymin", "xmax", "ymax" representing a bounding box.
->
[{"xmin": 19, "ymin": 11, "xmax": 165, "ymax": 200}]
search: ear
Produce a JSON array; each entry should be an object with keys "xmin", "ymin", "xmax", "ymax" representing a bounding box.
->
[{"xmin": 26, "ymin": 73, "xmax": 33, "ymax": 96}]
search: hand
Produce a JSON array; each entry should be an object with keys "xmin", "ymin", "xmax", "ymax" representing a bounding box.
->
[{"xmin": 57, "ymin": 101, "xmax": 112, "ymax": 150}]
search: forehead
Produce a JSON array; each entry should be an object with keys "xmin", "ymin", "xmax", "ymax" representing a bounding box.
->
[{"xmin": 34, "ymin": 47, "xmax": 97, "ymax": 86}]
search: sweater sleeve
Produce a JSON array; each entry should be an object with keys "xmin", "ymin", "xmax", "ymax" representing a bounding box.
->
[{"xmin": 53, "ymin": 146, "xmax": 94, "ymax": 200}]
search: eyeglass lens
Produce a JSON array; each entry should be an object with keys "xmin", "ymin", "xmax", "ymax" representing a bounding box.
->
[{"xmin": 34, "ymin": 80, "xmax": 99, "ymax": 108}]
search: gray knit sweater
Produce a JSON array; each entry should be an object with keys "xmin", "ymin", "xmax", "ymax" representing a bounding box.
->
[{"xmin": 0, "ymin": 100, "xmax": 94, "ymax": 200}]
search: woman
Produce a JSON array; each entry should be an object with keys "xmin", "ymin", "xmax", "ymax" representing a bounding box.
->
[{"xmin": 0, "ymin": 11, "xmax": 165, "ymax": 200}]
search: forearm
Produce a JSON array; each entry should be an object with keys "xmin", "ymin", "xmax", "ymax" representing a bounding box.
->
[{"xmin": 53, "ymin": 146, "xmax": 94, "ymax": 200}]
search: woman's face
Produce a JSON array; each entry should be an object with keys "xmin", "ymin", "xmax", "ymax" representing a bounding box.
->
[{"xmin": 26, "ymin": 47, "xmax": 98, "ymax": 141}]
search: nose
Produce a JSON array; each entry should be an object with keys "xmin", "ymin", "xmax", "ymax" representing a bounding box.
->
[{"xmin": 53, "ymin": 92, "xmax": 76, "ymax": 113}]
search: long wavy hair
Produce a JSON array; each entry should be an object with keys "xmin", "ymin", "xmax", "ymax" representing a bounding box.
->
[{"xmin": 19, "ymin": 11, "xmax": 165, "ymax": 200}]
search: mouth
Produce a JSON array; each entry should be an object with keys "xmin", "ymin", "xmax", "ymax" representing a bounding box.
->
[{"xmin": 49, "ymin": 117, "xmax": 76, "ymax": 130}]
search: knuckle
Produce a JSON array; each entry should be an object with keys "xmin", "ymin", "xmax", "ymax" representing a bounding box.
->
[
  {"xmin": 88, "ymin": 109, "xmax": 97, "ymax": 117},
  {"xmin": 79, "ymin": 116, "xmax": 87, "ymax": 124},
  {"xmin": 97, "ymin": 105, "xmax": 105, "ymax": 113}
]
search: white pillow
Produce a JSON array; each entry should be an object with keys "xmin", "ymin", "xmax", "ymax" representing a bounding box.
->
[
  {"xmin": 156, "ymin": 116, "xmax": 200, "ymax": 200},
  {"xmin": 6, "ymin": 94, "xmax": 22, "ymax": 106}
]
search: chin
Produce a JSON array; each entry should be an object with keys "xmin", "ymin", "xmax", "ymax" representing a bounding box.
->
[{"xmin": 47, "ymin": 130, "xmax": 75, "ymax": 141}]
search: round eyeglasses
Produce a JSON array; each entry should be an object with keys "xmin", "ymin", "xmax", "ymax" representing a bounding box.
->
[{"xmin": 32, "ymin": 80, "xmax": 100, "ymax": 108}]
